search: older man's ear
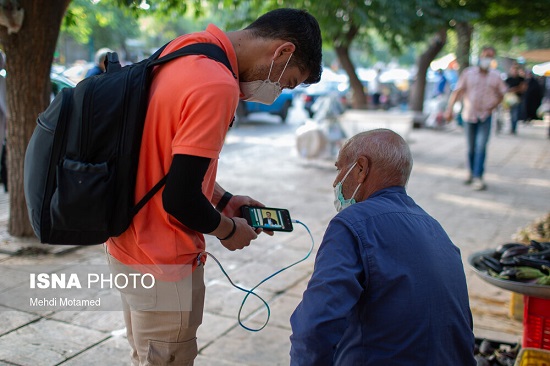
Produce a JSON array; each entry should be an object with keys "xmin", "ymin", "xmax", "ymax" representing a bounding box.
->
[{"xmin": 356, "ymin": 156, "xmax": 370, "ymax": 183}]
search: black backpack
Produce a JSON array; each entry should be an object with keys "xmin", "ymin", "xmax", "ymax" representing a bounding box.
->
[{"xmin": 24, "ymin": 43, "xmax": 235, "ymax": 245}]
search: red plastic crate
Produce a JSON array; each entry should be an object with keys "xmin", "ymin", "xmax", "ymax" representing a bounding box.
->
[{"xmin": 523, "ymin": 295, "xmax": 550, "ymax": 350}]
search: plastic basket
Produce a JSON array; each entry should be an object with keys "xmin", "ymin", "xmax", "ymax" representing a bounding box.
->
[
  {"xmin": 514, "ymin": 348, "xmax": 550, "ymax": 366},
  {"xmin": 523, "ymin": 296, "xmax": 550, "ymax": 350}
]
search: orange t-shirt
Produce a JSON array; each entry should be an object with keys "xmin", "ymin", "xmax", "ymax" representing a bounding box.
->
[{"xmin": 106, "ymin": 24, "xmax": 239, "ymax": 269}]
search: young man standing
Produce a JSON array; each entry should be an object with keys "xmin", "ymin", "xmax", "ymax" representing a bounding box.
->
[{"xmin": 106, "ymin": 8, "xmax": 322, "ymax": 365}]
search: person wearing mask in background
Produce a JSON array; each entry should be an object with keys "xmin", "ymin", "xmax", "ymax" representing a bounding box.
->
[
  {"xmin": 444, "ymin": 46, "xmax": 507, "ymax": 191},
  {"xmin": 105, "ymin": 8, "xmax": 322, "ymax": 365},
  {"xmin": 289, "ymin": 129, "xmax": 475, "ymax": 366},
  {"xmin": 85, "ymin": 47, "xmax": 114, "ymax": 77},
  {"xmin": 504, "ymin": 62, "xmax": 526, "ymax": 135}
]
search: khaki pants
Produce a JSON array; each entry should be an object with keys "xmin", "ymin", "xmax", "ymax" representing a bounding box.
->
[{"xmin": 106, "ymin": 251, "xmax": 205, "ymax": 366}]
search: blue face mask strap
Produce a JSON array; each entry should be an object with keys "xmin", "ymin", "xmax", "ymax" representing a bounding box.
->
[{"xmin": 201, "ymin": 218, "xmax": 315, "ymax": 332}]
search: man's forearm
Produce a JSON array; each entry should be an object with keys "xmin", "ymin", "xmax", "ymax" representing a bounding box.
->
[
  {"xmin": 213, "ymin": 182, "xmax": 234, "ymax": 213},
  {"xmin": 213, "ymin": 183, "xmax": 226, "ymax": 206},
  {"xmin": 489, "ymin": 95, "xmax": 504, "ymax": 113},
  {"xmin": 446, "ymin": 91, "xmax": 459, "ymax": 113}
]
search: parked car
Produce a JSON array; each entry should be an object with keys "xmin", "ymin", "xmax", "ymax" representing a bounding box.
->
[
  {"xmin": 50, "ymin": 73, "xmax": 76, "ymax": 98},
  {"xmin": 298, "ymin": 78, "xmax": 347, "ymax": 117},
  {"xmin": 61, "ymin": 62, "xmax": 95, "ymax": 84},
  {"xmin": 342, "ymin": 67, "xmax": 412, "ymax": 110},
  {"xmin": 236, "ymin": 88, "xmax": 294, "ymax": 123}
]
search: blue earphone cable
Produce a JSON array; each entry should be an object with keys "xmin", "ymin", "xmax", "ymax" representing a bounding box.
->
[{"xmin": 204, "ymin": 219, "xmax": 314, "ymax": 332}]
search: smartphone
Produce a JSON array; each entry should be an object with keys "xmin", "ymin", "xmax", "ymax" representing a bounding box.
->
[{"xmin": 240, "ymin": 206, "xmax": 293, "ymax": 232}]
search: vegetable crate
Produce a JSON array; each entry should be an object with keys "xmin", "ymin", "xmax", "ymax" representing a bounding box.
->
[
  {"xmin": 514, "ymin": 348, "xmax": 550, "ymax": 366},
  {"xmin": 523, "ymin": 296, "xmax": 550, "ymax": 350}
]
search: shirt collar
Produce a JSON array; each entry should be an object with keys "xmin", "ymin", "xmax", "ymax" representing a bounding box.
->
[
  {"xmin": 205, "ymin": 24, "xmax": 239, "ymax": 82},
  {"xmin": 369, "ymin": 186, "xmax": 406, "ymax": 199}
]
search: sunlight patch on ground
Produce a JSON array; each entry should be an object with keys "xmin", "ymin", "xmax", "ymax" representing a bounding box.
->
[
  {"xmin": 435, "ymin": 193, "xmax": 541, "ymax": 219},
  {"xmin": 414, "ymin": 163, "xmax": 550, "ymax": 189},
  {"xmin": 436, "ymin": 193, "xmax": 511, "ymax": 212},
  {"xmin": 225, "ymin": 134, "xmax": 295, "ymax": 147}
]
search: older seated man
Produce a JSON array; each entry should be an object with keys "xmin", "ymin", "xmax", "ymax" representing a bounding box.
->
[{"xmin": 290, "ymin": 129, "xmax": 475, "ymax": 366}]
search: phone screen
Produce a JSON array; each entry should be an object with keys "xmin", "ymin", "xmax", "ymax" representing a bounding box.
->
[{"xmin": 241, "ymin": 206, "xmax": 293, "ymax": 232}]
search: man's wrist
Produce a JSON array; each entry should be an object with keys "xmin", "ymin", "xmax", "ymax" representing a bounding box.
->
[
  {"xmin": 215, "ymin": 191, "xmax": 233, "ymax": 212},
  {"xmin": 216, "ymin": 217, "xmax": 236, "ymax": 241}
]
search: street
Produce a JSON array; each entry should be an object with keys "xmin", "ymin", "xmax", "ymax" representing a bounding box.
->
[{"xmin": 0, "ymin": 102, "xmax": 549, "ymax": 365}]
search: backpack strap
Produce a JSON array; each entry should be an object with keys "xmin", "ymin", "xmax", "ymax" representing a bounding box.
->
[
  {"xmin": 132, "ymin": 175, "xmax": 167, "ymax": 217},
  {"xmin": 41, "ymin": 88, "xmax": 74, "ymax": 240},
  {"xmin": 132, "ymin": 42, "xmax": 235, "ymax": 218},
  {"xmin": 149, "ymin": 43, "xmax": 236, "ymax": 79}
]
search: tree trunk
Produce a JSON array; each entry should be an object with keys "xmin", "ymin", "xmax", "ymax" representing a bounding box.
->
[
  {"xmin": 333, "ymin": 24, "xmax": 366, "ymax": 110},
  {"xmin": 409, "ymin": 28, "xmax": 447, "ymax": 125},
  {"xmin": 455, "ymin": 21, "xmax": 473, "ymax": 74},
  {"xmin": 334, "ymin": 45, "xmax": 366, "ymax": 110},
  {"xmin": 0, "ymin": 0, "xmax": 70, "ymax": 237}
]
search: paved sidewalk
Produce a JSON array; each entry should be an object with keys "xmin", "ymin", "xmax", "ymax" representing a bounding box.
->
[{"xmin": 0, "ymin": 118, "xmax": 548, "ymax": 365}]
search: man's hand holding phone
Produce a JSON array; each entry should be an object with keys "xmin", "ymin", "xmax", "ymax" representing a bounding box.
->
[
  {"xmin": 221, "ymin": 195, "xmax": 274, "ymax": 236},
  {"xmin": 217, "ymin": 216, "xmax": 259, "ymax": 251}
]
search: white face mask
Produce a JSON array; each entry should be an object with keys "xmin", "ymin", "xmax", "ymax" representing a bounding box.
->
[
  {"xmin": 479, "ymin": 57, "xmax": 493, "ymax": 70},
  {"xmin": 239, "ymin": 54, "xmax": 292, "ymax": 105},
  {"xmin": 333, "ymin": 162, "xmax": 362, "ymax": 212}
]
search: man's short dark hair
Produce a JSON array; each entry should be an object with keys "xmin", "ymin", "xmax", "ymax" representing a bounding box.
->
[{"xmin": 245, "ymin": 8, "xmax": 322, "ymax": 85}]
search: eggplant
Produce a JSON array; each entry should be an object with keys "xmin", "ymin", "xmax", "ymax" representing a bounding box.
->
[
  {"xmin": 498, "ymin": 266, "xmax": 546, "ymax": 282},
  {"xmin": 494, "ymin": 243, "xmax": 525, "ymax": 259},
  {"xmin": 478, "ymin": 339, "xmax": 496, "ymax": 356},
  {"xmin": 495, "ymin": 351, "xmax": 516, "ymax": 366},
  {"xmin": 500, "ymin": 245, "xmax": 530, "ymax": 259},
  {"xmin": 499, "ymin": 256, "xmax": 517, "ymax": 266},
  {"xmin": 530, "ymin": 240, "xmax": 550, "ymax": 251},
  {"xmin": 523, "ymin": 248, "xmax": 550, "ymax": 261},
  {"xmin": 498, "ymin": 268, "xmax": 519, "ymax": 280},
  {"xmin": 480, "ymin": 255, "xmax": 503, "ymax": 273},
  {"xmin": 474, "ymin": 355, "xmax": 490, "ymax": 366},
  {"xmin": 513, "ymin": 255, "xmax": 550, "ymax": 273}
]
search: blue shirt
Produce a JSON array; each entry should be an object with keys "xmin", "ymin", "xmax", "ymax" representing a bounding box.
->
[
  {"xmin": 85, "ymin": 65, "xmax": 103, "ymax": 78},
  {"xmin": 290, "ymin": 187, "xmax": 475, "ymax": 366},
  {"xmin": 436, "ymin": 73, "xmax": 447, "ymax": 96}
]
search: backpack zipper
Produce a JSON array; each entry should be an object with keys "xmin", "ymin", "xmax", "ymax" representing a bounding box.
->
[
  {"xmin": 118, "ymin": 68, "xmax": 131, "ymax": 155},
  {"xmin": 81, "ymin": 77, "xmax": 97, "ymax": 160}
]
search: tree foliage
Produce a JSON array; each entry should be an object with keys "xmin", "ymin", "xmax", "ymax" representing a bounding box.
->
[
  {"xmin": 482, "ymin": 0, "xmax": 549, "ymax": 32},
  {"xmin": 442, "ymin": 0, "xmax": 550, "ymax": 62},
  {"xmin": 0, "ymin": 0, "xmax": 547, "ymax": 239},
  {"xmin": 63, "ymin": 0, "xmax": 140, "ymax": 48}
]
